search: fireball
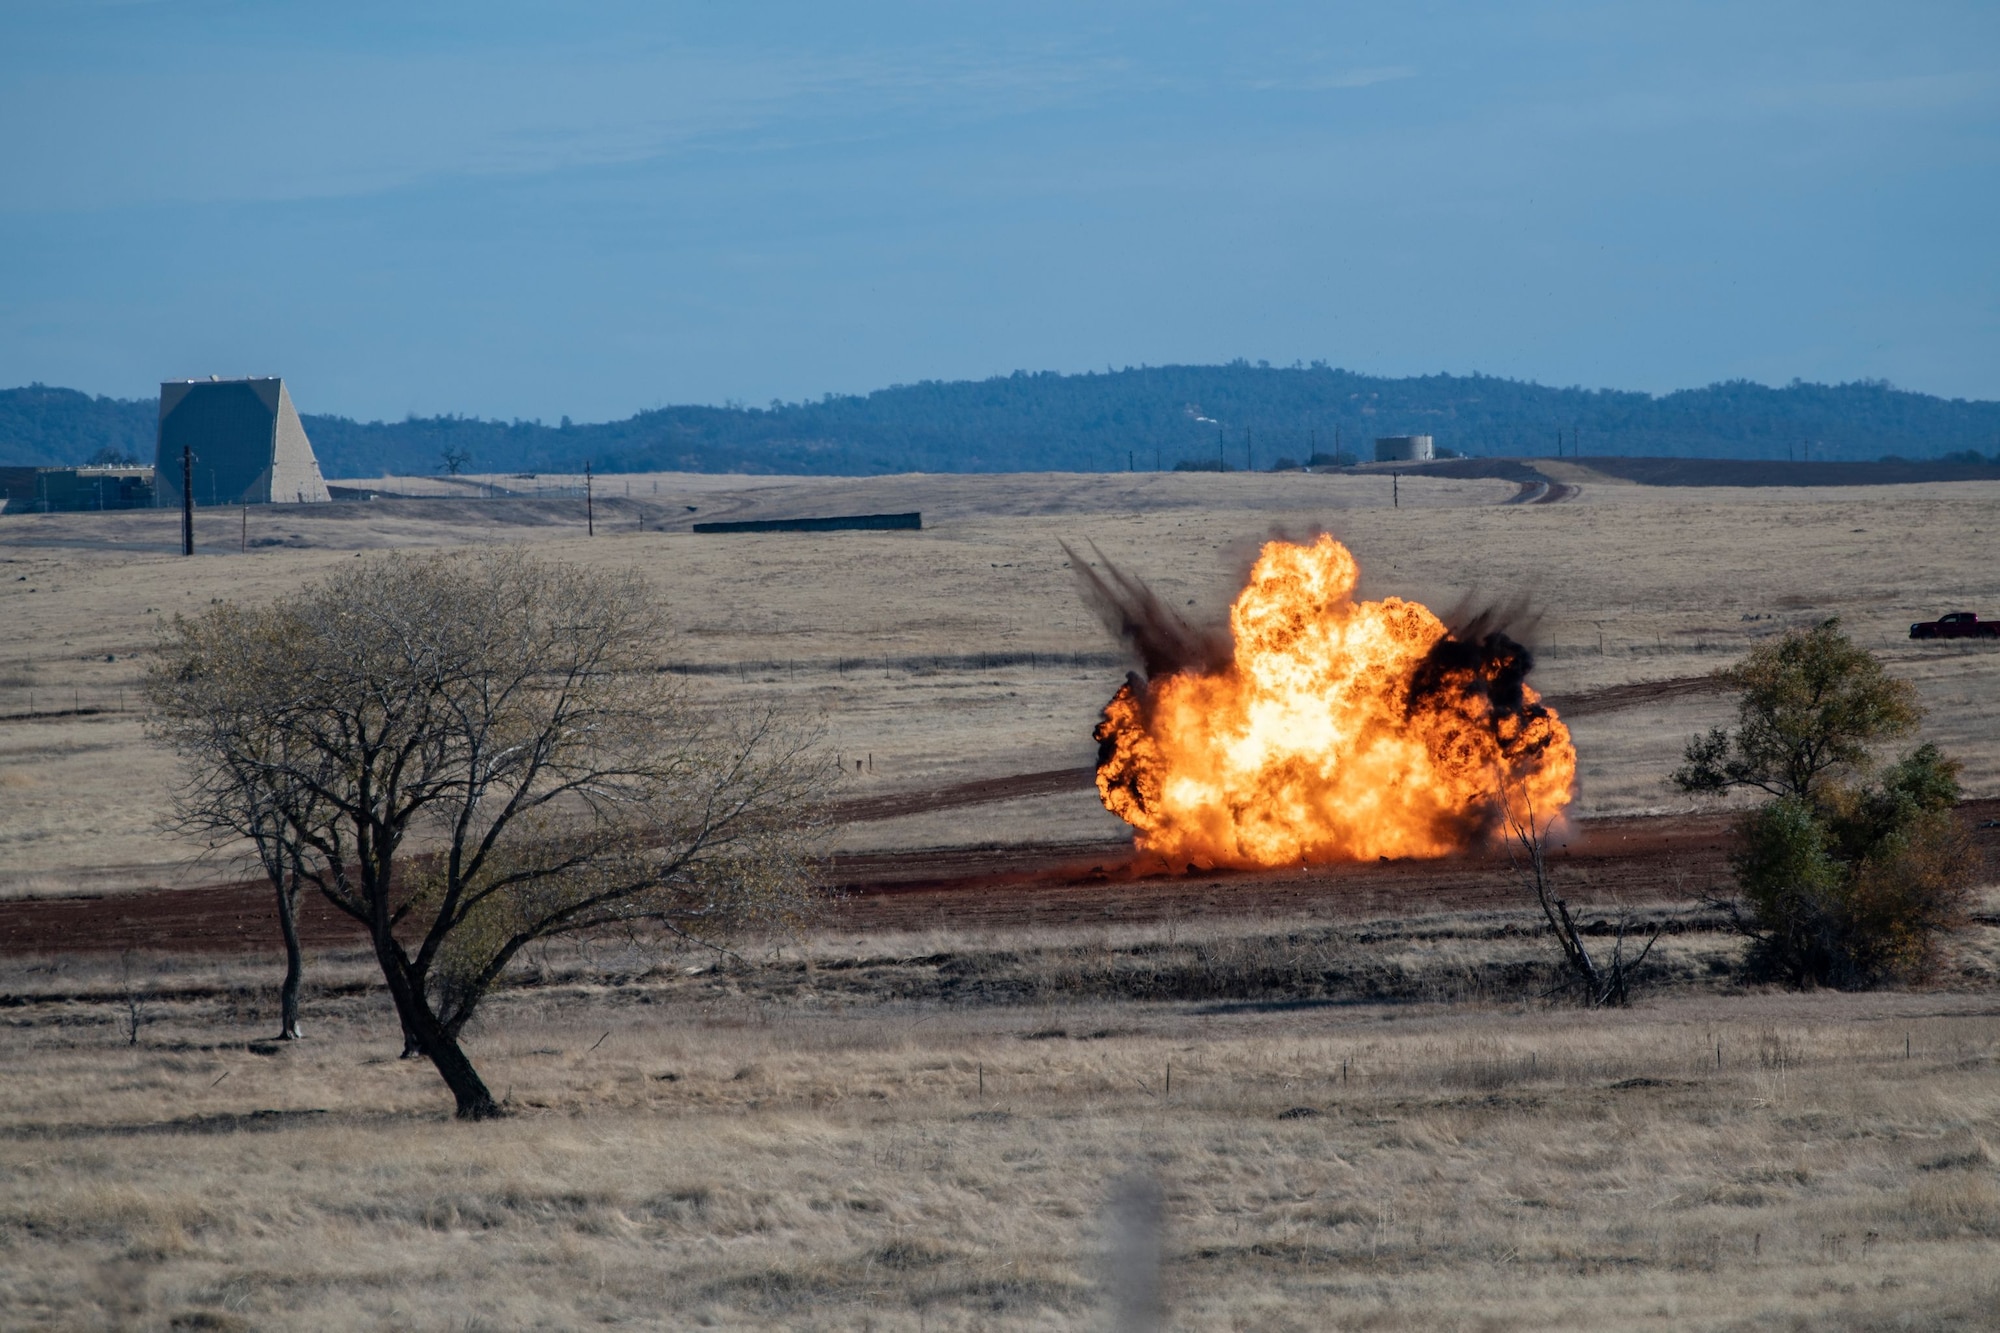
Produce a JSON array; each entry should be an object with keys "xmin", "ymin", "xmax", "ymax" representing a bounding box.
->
[{"xmin": 1093, "ymin": 535, "xmax": 1575, "ymax": 866}]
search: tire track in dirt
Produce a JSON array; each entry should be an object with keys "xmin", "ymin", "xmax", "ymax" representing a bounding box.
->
[
  {"xmin": 827, "ymin": 766, "xmax": 1099, "ymax": 824},
  {"xmin": 1550, "ymin": 674, "xmax": 1729, "ymax": 716}
]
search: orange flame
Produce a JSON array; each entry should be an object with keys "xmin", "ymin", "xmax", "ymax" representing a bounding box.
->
[{"xmin": 1093, "ymin": 535, "xmax": 1575, "ymax": 866}]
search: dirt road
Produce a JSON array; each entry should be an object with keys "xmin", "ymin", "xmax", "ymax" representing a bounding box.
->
[
  {"xmin": 3, "ymin": 790, "xmax": 1988, "ymax": 954},
  {"xmin": 0, "ymin": 808, "xmax": 1743, "ymax": 954}
]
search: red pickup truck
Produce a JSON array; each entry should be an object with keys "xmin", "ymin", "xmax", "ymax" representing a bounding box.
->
[{"xmin": 1909, "ymin": 612, "xmax": 2000, "ymax": 640}]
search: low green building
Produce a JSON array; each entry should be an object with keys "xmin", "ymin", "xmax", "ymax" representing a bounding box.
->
[{"xmin": 0, "ymin": 465, "xmax": 156, "ymax": 513}]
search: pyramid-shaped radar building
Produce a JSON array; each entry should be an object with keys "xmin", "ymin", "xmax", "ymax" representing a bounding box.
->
[{"xmin": 155, "ymin": 377, "xmax": 331, "ymax": 507}]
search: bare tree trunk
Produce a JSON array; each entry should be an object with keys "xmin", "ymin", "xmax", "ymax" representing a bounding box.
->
[
  {"xmin": 1511, "ymin": 807, "xmax": 1659, "ymax": 1007},
  {"xmin": 372, "ymin": 932, "xmax": 502, "ymax": 1119},
  {"xmin": 416, "ymin": 1024, "xmax": 503, "ymax": 1120},
  {"xmin": 274, "ymin": 873, "xmax": 304, "ymax": 1040}
]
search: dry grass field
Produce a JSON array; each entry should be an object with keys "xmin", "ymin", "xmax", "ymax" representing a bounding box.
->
[
  {"xmin": 2, "ymin": 468, "xmax": 1997, "ymax": 891},
  {"xmin": 3, "ymin": 911, "xmax": 1999, "ymax": 1331},
  {"xmin": 2, "ymin": 468, "xmax": 1998, "ymax": 1329}
]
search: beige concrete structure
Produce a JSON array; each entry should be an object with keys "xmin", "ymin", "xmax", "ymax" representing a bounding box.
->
[{"xmin": 155, "ymin": 377, "xmax": 331, "ymax": 507}]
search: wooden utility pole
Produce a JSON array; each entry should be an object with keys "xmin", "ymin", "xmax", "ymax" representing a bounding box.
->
[
  {"xmin": 240, "ymin": 504, "xmax": 247, "ymax": 553},
  {"xmin": 585, "ymin": 462, "xmax": 594, "ymax": 536},
  {"xmin": 180, "ymin": 443, "xmax": 195, "ymax": 557},
  {"xmin": 1393, "ymin": 473, "xmax": 1400, "ymax": 508}
]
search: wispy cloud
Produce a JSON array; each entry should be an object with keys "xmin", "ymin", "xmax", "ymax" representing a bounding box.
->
[
  {"xmin": 0, "ymin": 34, "xmax": 1159, "ymax": 212},
  {"xmin": 1247, "ymin": 65, "xmax": 1418, "ymax": 92}
]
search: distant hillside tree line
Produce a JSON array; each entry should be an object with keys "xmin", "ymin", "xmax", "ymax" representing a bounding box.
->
[{"xmin": 5, "ymin": 364, "xmax": 1999, "ymax": 478}]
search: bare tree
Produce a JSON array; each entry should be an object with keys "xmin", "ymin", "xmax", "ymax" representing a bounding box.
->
[
  {"xmin": 152, "ymin": 605, "xmax": 332, "ymax": 1040},
  {"xmin": 1507, "ymin": 803, "xmax": 1658, "ymax": 1007},
  {"xmin": 119, "ymin": 951, "xmax": 148, "ymax": 1045},
  {"xmin": 148, "ymin": 550, "xmax": 833, "ymax": 1118}
]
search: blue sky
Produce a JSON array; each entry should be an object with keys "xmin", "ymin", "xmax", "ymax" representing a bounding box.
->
[{"xmin": 1, "ymin": 1, "xmax": 1995, "ymax": 421}]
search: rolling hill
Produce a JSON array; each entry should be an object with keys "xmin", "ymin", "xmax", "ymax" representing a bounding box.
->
[{"xmin": 4, "ymin": 364, "xmax": 1997, "ymax": 477}]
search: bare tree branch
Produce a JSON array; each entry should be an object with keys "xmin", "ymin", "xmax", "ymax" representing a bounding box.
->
[{"xmin": 148, "ymin": 550, "xmax": 836, "ymax": 1118}]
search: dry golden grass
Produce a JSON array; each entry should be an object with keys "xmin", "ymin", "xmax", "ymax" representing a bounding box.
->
[
  {"xmin": 2, "ymin": 470, "xmax": 1997, "ymax": 892},
  {"xmin": 3, "ymin": 470, "xmax": 1999, "ymax": 1328},
  {"xmin": 3, "ymin": 907, "xmax": 1999, "ymax": 1330}
]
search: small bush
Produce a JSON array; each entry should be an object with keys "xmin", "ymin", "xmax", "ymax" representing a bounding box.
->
[
  {"xmin": 1680, "ymin": 619, "xmax": 1976, "ymax": 987},
  {"xmin": 1734, "ymin": 781, "xmax": 1973, "ymax": 986}
]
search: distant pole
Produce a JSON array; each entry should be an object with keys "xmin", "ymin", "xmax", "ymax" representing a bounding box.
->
[
  {"xmin": 180, "ymin": 443, "xmax": 194, "ymax": 557},
  {"xmin": 1129, "ymin": 450, "xmax": 1134, "ymax": 472},
  {"xmin": 1218, "ymin": 426, "xmax": 1224, "ymax": 472},
  {"xmin": 240, "ymin": 504, "xmax": 246, "ymax": 553},
  {"xmin": 1393, "ymin": 473, "xmax": 1400, "ymax": 508},
  {"xmin": 1246, "ymin": 428, "xmax": 1253, "ymax": 473},
  {"xmin": 585, "ymin": 462, "xmax": 594, "ymax": 536}
]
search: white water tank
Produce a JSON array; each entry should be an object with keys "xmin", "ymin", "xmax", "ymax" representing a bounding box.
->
[{"xmin": 1374, "ymin": 435, "xmax": 1434, "ymax": 463}]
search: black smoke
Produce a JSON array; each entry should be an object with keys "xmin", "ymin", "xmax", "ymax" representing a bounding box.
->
[
  {"xmin": 1403, "ymin": 599, "xmax": 1566, "ymax": 843},
  {"xmin": 1407, "ymin": 594, "xmax": 1545, "ymax": 720},
  {"xmin": 1062, "ymin": 540, "xmax": 1232, "ymax": 681}
]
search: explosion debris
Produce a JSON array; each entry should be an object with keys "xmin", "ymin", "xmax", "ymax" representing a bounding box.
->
[{"xmin": 1086, "ymin": 534, "xmax": 1576, "ymax": 867}]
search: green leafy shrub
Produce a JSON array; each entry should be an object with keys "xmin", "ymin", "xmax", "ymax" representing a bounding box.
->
[{"xmin": 1676, "ymin": 621, "xmax": 1975, "ymax": 986}]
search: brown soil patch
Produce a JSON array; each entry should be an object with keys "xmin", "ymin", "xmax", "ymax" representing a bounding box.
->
[
  {"xmin": 0, "ymin": 808, "xmax": 1739, "ymax": 955},
  {"xmin": 825, "ymin": 806, "xmax": 1745, "ymax": 934},
  {"xmin": 2, "ymin": 787, "xmax": 1988, "ymax": 956},
  {"xmin": 6, "ymin": 797, "xmax": 1990, "ymax": 956}
]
